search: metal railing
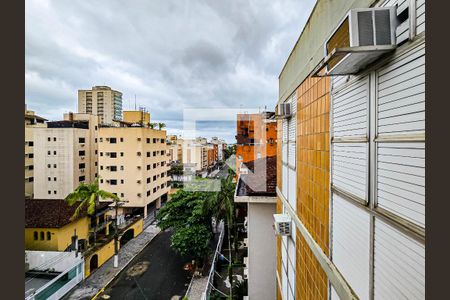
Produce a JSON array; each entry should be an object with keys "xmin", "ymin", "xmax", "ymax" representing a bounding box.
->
[{"xmin": 201, "ymin": 221, "xmax": 225, "ymax": 300}]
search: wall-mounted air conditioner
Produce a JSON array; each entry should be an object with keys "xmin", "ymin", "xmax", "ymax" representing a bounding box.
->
[
  {"xmin": 276, "ymin": 103, "xmax": 292, "ymax": 119},
  {"xmin": 273, "ymin": 214, "xmax": 291, "ymax": 236},
  {"xmin": 322, "ymin": 7, "xmax": 397, "ymax": 75}
]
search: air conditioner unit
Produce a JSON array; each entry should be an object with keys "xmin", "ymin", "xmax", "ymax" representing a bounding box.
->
[
  {"xmin": 137, "ymin": 193, "xmax": 141, "ymax": 197},
  {"xmin": 106, "ymin": 166, "xmax": 110, "ymax": 170},
  {"xmin": 106, "ymin": 152, "xmax": 110, "ymax": 156},
  {"xmin": 276, "ymin": 103, "xmax": 292, "ymax": 119},
  {"xmin": 243, "ymin": 268, "xmax": 248, "ymax": 280},
  {"xmin": 80, "ymin": 157, "xmax": 85, "ymax": 160},
  {"xmin": 137, "ymin": 180, "xmax": 141, "ymax": 184},
  {"xmin": 323, "ymin": 7, "xmax": 397, "ymax": 75},
  {"xmin": 273, "ymin": 214, "xmax": 292, "ymax": 236}
]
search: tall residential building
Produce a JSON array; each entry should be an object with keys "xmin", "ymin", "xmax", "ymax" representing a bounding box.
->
[
  {"xmin": 210, "ymin": 137, "xmax": 227, "ymax": 161},
  {"xmin": 275, "ymin": 1, "xmax": 425, "ymax": 299},
  {"xmin": 24, "ymin": 104, "xmax": 47, "ymax": 198},
  {"xmin": 236, "ymin": 111, "xmax": 277, "ymax": 177},
  {"xmin": 182, "ymin": 139, "xmax": 208, "ymax": 173},
  {"xmin": 235, "ymin": 156, "xmax": 277, "ymax": 299},
  {"xmin": 33, "ymin": 113, "xmax": 99, "ymax": 199},
  {"xmin": 167, "ymin": 135, "xmax": 183, "ymax": 164},
  {"xmin": 98, "ymin": 110, "xmax": 170, "ymax": 218},
  {"xmin": 78, "ymin": 86, "xmax": 123, "ymax": 124}
]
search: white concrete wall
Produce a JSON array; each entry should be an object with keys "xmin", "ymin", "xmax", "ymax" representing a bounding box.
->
[{"xmin": 248, "ymin": 203, "xmax": 277, "ymax": 300}]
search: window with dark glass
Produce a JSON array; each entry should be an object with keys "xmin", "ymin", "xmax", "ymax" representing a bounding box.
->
[{"xmin": 79, "ymin": 137, "xmax": 85, "ymax": 143}]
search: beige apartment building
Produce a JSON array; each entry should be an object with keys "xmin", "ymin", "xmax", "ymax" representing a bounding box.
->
[
  {"xmin": 98, "ymin": 111, "xmax": 170, "ymax": 218},
  {"xmin": 78, "ymin": 86, "xmax": 123, "ymax": 125},
  {"xmin": 167, "ymin": 135, "xmax": 183, "ymax": 163},
  {"xmin": 25, "ymin": 105, "xmax": 47, "ymax": 198},
  {"xmin": 182, "ymin": 139, "xmax": 209, "ymax": 173},
  {"xmin": 33, "ymin": 113, "xmax": 99, "ymax": 199}
]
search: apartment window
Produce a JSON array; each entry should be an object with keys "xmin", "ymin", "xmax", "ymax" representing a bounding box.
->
[
  {"xmin": 109, "ymin": 138, "xmax": 117, "ymax": 144},
  {"xmin": 153, "ymin": 138, "xmax": 157, "ymax": 143},
  {"xmin": 153, "ymin": 163, "xmax": 157, "ymax": 168},
  {"xmin": 147, "ymin": 177, "xmax": 150, "ymax": 183},
  {"xmin": 53, "ymin": 150, "xmax": 56, "ymax": 155},
  {"xmin": 110, "ymin": 166, "xmax": 117, "ymax": 172},
  {"xmin": 100, "ymin": 179, "xmax": 104, "ymax": 183},
  {"xmin": 47, "ymin": 150, "xmax": 51, "ymax": 155},
  {"xmin": 95, "ymin": 138, "xmax": 98, "ymax": 143},
  {"xmin": 161, "ymin": 161, "xmax": 165, "ymax": 167},
  {"xmin": 147, "ymin": 165, "xmax": 151, "ymax": 170},
  {"xmin": 33, "ymin": 231, "xmax": 38, "ymax": 240},
  {"xmin": 153, "ymin": 187, "xmax": 157, "ymax": 193},
  {"xmin": 29, "ymin": 177, "xmax": 34, "ymax": 182},
  {"xmin": 147, "ymin": 190, "xmax": 151, "ymax": 196},
  {"xmin": 54, "ymin": 177, "xmax": 56, "ymax": 181},
  {"xmin": 153, "ymin": 175, "xmax": 157, "ymax": 181},
  {"xmin": 161, "ymin": 184, "xmax": 164, "ymax": 189},
  {"xmin": 95, "ymin": 162, "xmax": 98, "ymax": 166},
  {"xmin": 100, "ymin": 166, "xmax": 104, "ymax": 170},
  {"xmin": 29, "ymin": 141, "xmax": 34, "ymax": 146},
  {"xmin": 28, "ymin": 166, "xmax": 34, "ymax": 170},
  {"xmin": 53, "ymin": 164, "xmax": 57, "ymax": 168},
  {"xmin": 161, "ymin": 150, "xmax": 165, "ymax": 155},
  {"xmin": 110, "ymin": 152, "xmax": 117, "ymax": 158},
  {"xmin": 110, "ymin": 180, "xmax": 117, "ymax": 185},
  {"xmin": 120, "ymin": 152, "xmax": 124, "ymax": 157},
  {"xmin": 79, "ymin": 163, "xmax": 85, "ymax": 169},
  {"xmin": 153, "ymin": 151, "xmax": 157, "ymax": 156},
  {"xmin": 53, "ymin": 190, "xmax": 57, "ymax": 194},
  {"xmin": 161, "ymin": 139, "xmax": 164, "ymax": 143},
  {"xmin": 161, "ymin": 172, "xmax": 165, "ymax": 178},
  {"xmin": 79, "ymin": 137, "xmax": 86, "ymax": 143},
  {"xmin": 100, "ymin": 138, "xmax": 103, "ymax": 142},
  {"xmin": 100, "ymin": 152, "xmax": 103, "ymax": 157},
  {"xmin": 95, "ymin": 126, "xmax": 98, "ymax": 131},
  {"xmin": 95, "ymin": 150, "xmax": 98, "ymax": 155},
  {"xmin": 120, "ymin": 138, "xmax": 124, "ymax": 142},
  {"xmin": 137, "ymin": 152, "xmax": 141, "ymax": 156},
  {"xmin": 147, "ymin": 152, "xmax": 150, "ymax": 157},
  {"xmin": 40, "ymin": 232, "xmax": 45, "ymax": 240},
  {"xmin": 79, "ymin": 176, "xmax": 85, "ymax": 182},
  {"xmin": 48, "ymin": 191, "xmax": 51, "ymax": 194},
  {"xmin": 47, "ymin": 232, "xmax": 51, "ymax": 240},
  {"xmin": 79, "ymin": 150, "xmax": 85, "ymax": 156},
  {"xmin": 53, "ymin": 137, "xmax": 56, "ymax": 141},
  {"xmin": 48, "ymin": 177, "xmax": 51, "ymax": 181},
  {"xmin": 95, "ymin": 173, "xmax": 97, "ymax": 178},
  {"xmin": 137, "ymin": 138, "xmax": 141, "ymax": 142},
  {"xmin": 47, "ymin": 137, "xmax": 51, "ymax": 142},
  {"xmin": 146, "ymin": 138, "xmax": 150, "ymax": 143},
  {"xmin": 120, "ymin": 179, "xmax": 124, "ymax": 184},
  {"xmin": 120, "ymin": 166, "xmax": 124, "ymax": 170}
]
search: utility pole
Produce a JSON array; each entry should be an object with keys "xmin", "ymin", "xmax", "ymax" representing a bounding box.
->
[{"xmin": 113, "ymin": 200, "xmax": 127, "ymax": 268}]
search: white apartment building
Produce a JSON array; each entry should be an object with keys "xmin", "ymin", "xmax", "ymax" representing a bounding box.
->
[
  {"xmin": 98, "ymin": 111, "xmax": 170, "ymax": 218},
  {"xmin": 33, "ymin": 113, "xmax": 99, "ymax": 199},
  {"xmin": 25, "ymin": 105, "xmax": 47, "ymax": 198},
  {"xmin": 78, "ymin": 86, "xmax": 123, "ymax": 125}
]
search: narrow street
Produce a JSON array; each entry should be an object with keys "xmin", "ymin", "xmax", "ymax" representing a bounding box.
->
[{"xmin": 102, "ymin": 230, "xmax": 192, "ymax": 300}]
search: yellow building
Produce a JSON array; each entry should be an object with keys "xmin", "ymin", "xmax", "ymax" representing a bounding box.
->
[
  {"xmin": 25, "ymin": 199, "xmax": 111, "ymax": 252},
  {"xmin": 24, "ymin": 104, "xmax": 47, "ymax": 198},
  {"xmin": 98, "ymin": 110, "xmax": 170, "ymax": 218},
  {"xmin": 123, "ymin": 110, "xmax": 151, "ymax": 125}
]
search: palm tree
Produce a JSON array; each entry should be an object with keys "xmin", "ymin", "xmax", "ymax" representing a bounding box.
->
[
  {"xmin": 65, "ymin": 178, "xmax": 119, "ymax": 246},
  {"xmin": 148, "ymin": 122, "xmax": 157, "ymax": 129},
  {"xmin": 158, "ymin": 122, "xmax": 166, "ymax": 130}
]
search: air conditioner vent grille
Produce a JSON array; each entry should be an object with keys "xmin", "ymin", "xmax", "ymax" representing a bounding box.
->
[
  {"xmin": 375, "ymin": 9, "xmax": 392, "ymax": 45},
  {"xmin": 357, "ymin": 11, "xmax": 374, "ymax": 46}
]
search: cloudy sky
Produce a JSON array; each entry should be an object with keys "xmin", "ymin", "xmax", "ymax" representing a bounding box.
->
[{"xmin": 26, "ymin": 0, "xmax": 316, "ymax": 143}]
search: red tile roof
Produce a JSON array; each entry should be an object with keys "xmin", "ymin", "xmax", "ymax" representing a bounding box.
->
[{"xmin": 236, "ymin": 156, "xmax": 277, "ymax": 197}]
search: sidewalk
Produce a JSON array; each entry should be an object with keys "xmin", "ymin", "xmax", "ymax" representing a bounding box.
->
[{"xmin": 64, "ymin": 223, "xmax": 161, "ymax": 300}]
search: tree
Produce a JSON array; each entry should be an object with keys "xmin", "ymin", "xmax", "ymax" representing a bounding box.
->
[
  {"xmin": 168, "ymin": 163, "xmax": 184, "ymax": 177},
  {"xmin": 148, "ymin": 122, "xmax": 157, "ymax": 129},
  {"xmin": 170, "ymin": 224, "xmax": 212, "ymax": 263},
  {"xmin": 223, "ymin": 144, "xmax": 236, "ymax": 161},
  {"xmin": 158, "ymin": 122, "xmax": 166, "ymax": 130},
  {"xmin": 65, "ymin": 178, "xmax": 119, "ymax": 245}
]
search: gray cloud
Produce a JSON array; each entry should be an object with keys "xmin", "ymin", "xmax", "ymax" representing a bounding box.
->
[{"xmin": 25, "ymin": 0, "xmax": 316, "ymax": 143}]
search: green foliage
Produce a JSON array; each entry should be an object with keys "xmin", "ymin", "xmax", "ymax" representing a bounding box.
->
[
  {"xmin": 170, "ymin": 224, "xmax": 212, "ymax": 259},
  {"xmin": 158, "ymin": 122, "xmax": 166, "ymax": 130},
  {"xmin": 65, "ymin": 178, "xmax": 119, "ymax": 220},
  {"xmin": 223, "ymin": 145, "xmax": 236, "ymax": 161},
  {"xmin": 168, "ymin": 163, "xmax": 184, "ymax": 176},
  {"xmin": 232, "ymin": 280, "xmax": 248, "ymax": 299}
]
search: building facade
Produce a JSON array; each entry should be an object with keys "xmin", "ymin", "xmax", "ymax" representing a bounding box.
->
[
  {"xmin": 33, "ymin": 113, "xmax": 99, "ymax": 199},
  {"xmin": 236, "ymin": 112, "xmax": 277, "ymax": 177},
  {"xmin": 78, "ymin": 86, "xmax": 123, "ymax": 124},
  {"xmin": 25, "ymin": 105, "xmax": 47, "ymax": 198},
  {"xmin": 275, "ymin": 0, "xmax": 425, "ymax": 299},
  {"xmin": 98, "ymin": 111, "xmax": 170, "ymax": 218}
]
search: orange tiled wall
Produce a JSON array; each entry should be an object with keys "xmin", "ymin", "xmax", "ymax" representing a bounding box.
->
[{"xmin": 295, "ymin": 76, "xmax": 330, "ymax": 299}]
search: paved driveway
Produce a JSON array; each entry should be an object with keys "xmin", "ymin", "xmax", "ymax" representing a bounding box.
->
[{"xmin": 102, "ymin": 230, "xmax": 192, "ymax": 300}]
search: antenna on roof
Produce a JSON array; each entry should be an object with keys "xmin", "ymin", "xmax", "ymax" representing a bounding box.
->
[{"xmin": 134, "ymin": 95, "xmax": 137, "ymax": 110}]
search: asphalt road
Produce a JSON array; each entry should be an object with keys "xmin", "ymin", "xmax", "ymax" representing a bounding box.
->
[{"xmin": 103, "ymin": 230, "xmax": 192, "ymax": 300}]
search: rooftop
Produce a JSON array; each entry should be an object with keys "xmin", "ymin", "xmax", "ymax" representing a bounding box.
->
[
  {"xmin": 25, "ymin": 199, "xmax": 112, "ymax": 228},
  {"xmin": 236, "ymin": 156, "xmax": 277, "ymax": 197},
  {"xmin": 47, "ymin": 120, "xmax": 89, "ymax": 129}
]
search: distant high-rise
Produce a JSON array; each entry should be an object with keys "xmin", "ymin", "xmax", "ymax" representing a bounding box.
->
[{"xmin": 78, "ymin": 86, "xmax": 122, "ymax": 124}]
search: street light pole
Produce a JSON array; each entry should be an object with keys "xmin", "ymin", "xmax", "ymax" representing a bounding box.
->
[{"xmin": 113, "ymin": 201, "xmax": 119, "ymax": 268}]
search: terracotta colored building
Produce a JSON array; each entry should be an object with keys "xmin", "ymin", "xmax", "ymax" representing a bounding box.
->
[{"xmin": 235, "ymin": 112, "xmax": 277, "ymax": 177}]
